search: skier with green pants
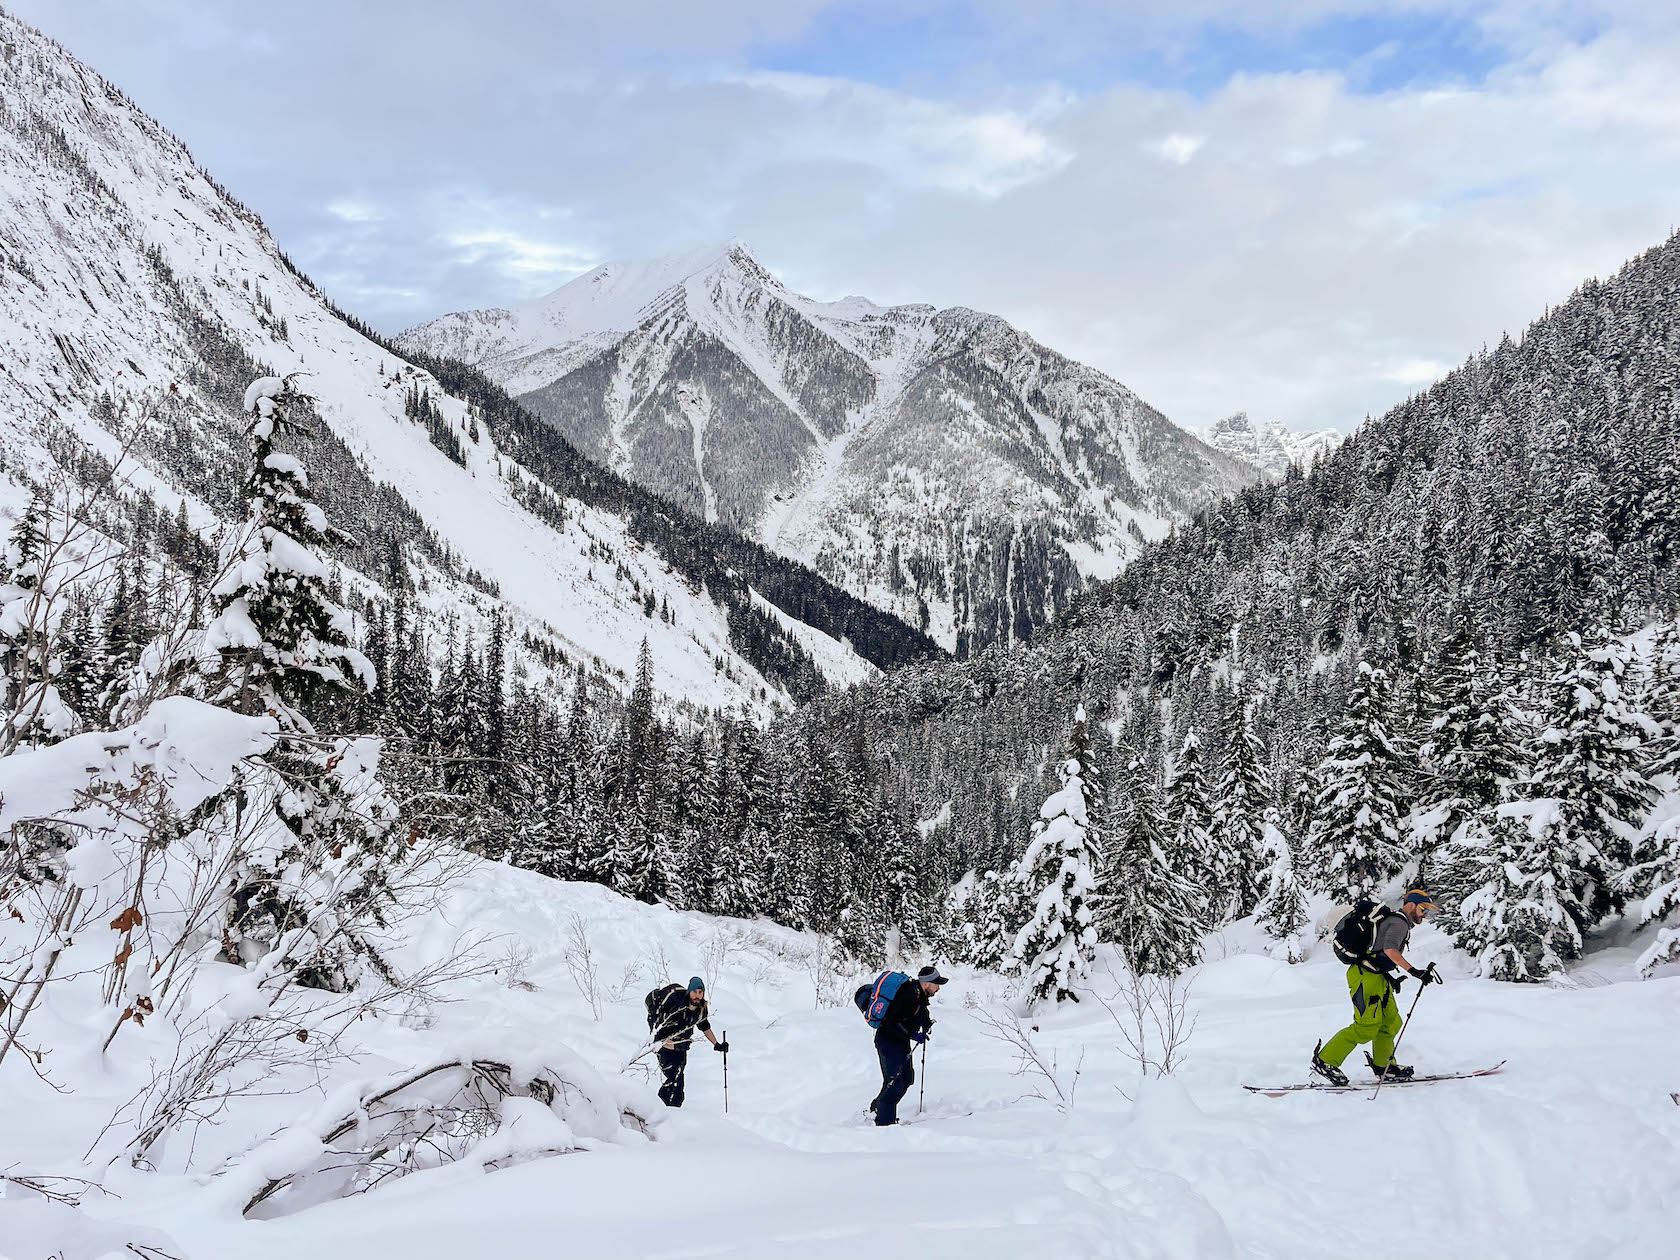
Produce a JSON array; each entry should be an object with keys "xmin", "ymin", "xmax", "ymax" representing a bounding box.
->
[{"xmin": 1312, "ymin": 890, "xmax": 1442, "ymax": 1085}]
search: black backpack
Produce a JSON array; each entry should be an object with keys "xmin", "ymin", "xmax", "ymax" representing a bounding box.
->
[
  {"xmin": 645, "ymin": 984, "xmax": 677, "ymax": 1030},
  {"xmin": 1332, "ymin": 897, "xmax": 1399, "ymax": 967}
]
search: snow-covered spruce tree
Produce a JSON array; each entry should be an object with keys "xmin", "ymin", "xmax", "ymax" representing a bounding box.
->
[
  {"xmin": 1106, "ymin": 755, "xmax": 1208, "ymax": 978},
  {"xmin": 1006, "ymin": 708, "xmax": 1100, "ymax": 1003},
  {"xmin": 205, "ymin": 378, "xmax": 370, "ymax": 725},
  {"xmin": 1525, "ymin": 629, "xmax": 1657, "ymax": 921},
  {"xmin": 875, "ymin": 793, "xmax": 923, "ymax": 959},
  {"xmin": 1621, "ymin": 814, "xmax": 1680, "ymax": 978},
  {"xmin": 1453, "ymin": 803, "xmax": 1586, "ymax": 981},
  {"xmin": 1209, "ymin": 690, "xmax": 1272, "ymax": 920},
  {"xmin": 1419, "ymin": 617, "xmax": 1528, "ymax": 836},
  {"xmin": 1425, "ymin": 819, "xmax": 1497, "ymax": 940},
  {"xmin": 203, "ymin": 376, "xmax": 398, "ymax": 991},
  {"xmin": 710, "ymin": 718, "xmax": 763, "ymax": 919},
  {"xmin": 610, "ymin": 644, "xmax": 673, "ymax": 905},
  {"xmin": 1254, "ymin": 816, "xmax": 1309, "ymax": 955},
  {"xmin": 964, "ymin": 865, "xmax": 1026, "ymax": 970},
  {"xmin": 1163, "ymin": 728, "xmax": 1217, "ymax": 910},
  {"xmin": 1303, "ymin": 661, "xmax": 1409, "ymax": 900},
  {"xmin": 0, "ymin": 489, "xmax": 78, "ymax": 751}
]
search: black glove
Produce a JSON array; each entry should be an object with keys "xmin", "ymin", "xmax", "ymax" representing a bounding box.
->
[
  {"xmin": 1423, "ymin": 963, "xmax": 1443, "ymax": 986},
  {"xmin": 714, "ymin": 1040, "xmax": 729, "ymax": 1053},
  {"xmin": 911, "ymin": 1030, "xmax": 928, "ymax": 1045},
  {"xmin": 1389, "ymin": 972, "xmax": 1405, "ymax": 991}
]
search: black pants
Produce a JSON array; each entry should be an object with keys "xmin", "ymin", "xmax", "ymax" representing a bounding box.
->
[
  {"xmin": 658, "ymin": 1047, "xmax": 689, "ymax": 1108},
  {"xmin": 872, "ymin": 1037, "xmax": 914, "ymax": 1125}
]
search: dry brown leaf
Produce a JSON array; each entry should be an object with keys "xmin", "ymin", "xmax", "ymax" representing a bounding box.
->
[{"xmin": 109, "ymin": 906, "xmax": 142, "ymax": 933}]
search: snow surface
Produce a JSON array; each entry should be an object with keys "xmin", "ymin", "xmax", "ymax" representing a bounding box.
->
[{"xmin": 6, "ymin": 851, "xmax": 1677, "ymax": 1260}]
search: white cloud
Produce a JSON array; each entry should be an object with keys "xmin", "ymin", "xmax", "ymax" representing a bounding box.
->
[
  {"xmin": 1154, "ymin": 133, "xmax": 1206, "ymax": 164},
  {"xmin": 724, "ymin": 72, "xmax": 1074, "ymax": 197},
  {"xmin": 443, "ymin": 230, "xmax": 600, "ymax": 286},
  {"xmin": 326, "ymin": 199, "xmax": 378, "ymax": 223},
  {"xmin": 1376, "ymin": 357, "xmax": 1451, "ymax": 385},
  {"xmin": 793, "ymin": 23, "xmax": 1680, "ymax": 434}
]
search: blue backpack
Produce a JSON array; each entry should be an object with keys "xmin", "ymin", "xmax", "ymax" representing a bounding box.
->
[{"xmin": 854, "ymin": 970, "xmax": 910, "ymax": 1029}]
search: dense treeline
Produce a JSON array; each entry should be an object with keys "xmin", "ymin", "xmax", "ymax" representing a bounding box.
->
[
  {"xmin": 779, "ymin": 231, "xmax": 1680, "ymax": 983},
  {"xmin": 3, "ymin": 486, "xmax": 941, "ymax": 977}
]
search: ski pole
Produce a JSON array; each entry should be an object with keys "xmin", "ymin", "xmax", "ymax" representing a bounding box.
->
[
  {"xmin": 722, "ymin": 1031, "xmax": 729, "ymax": 1114},
  {"xmin": 1370, "ymin": 981, "xmax": 1426, "ymax": 1101},
  {"xmin": 918, "ymin": 1039, "xmax": 927, "ymax": 1115}
]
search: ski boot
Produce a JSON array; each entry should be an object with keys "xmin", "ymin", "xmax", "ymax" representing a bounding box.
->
[
  {"xmin": 1366, "ymin": 1052, "xmax": 1414, "ymax": 1082},
  {"xmin": 1310, "ymin": 1040, "xmax": 1349, "ymax": 1087}
]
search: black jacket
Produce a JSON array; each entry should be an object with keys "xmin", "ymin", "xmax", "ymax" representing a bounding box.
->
[
  {"xmin": 647, "ymin": 984, "xmax": 712, "ymax": 1050},
  {"xmin": 875, "ymin": 979, "xmax": 933, "ymax": 1048}
]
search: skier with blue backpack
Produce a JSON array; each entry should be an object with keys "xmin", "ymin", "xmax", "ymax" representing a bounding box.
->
[{"xmin": 855, "ymin": 965, "xmax": 947, "ymax": 1125}]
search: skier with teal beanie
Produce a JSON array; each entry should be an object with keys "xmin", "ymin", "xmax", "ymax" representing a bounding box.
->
[{"xmin": 645, "ymin": 975, "xmax": 727, "ymax": 1107}]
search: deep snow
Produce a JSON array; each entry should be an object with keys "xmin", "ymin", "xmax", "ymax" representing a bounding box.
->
[{"xmin": 6, "ymin": 859, "xmax": 1677, "ymax": 1260}]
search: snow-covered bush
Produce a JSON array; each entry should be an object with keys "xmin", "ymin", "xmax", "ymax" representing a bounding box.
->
[{"xmin": 224, "ymin": 1045, "xmax": 659, "ymax": 1219}]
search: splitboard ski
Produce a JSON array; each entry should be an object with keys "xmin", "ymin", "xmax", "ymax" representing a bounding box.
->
[
  {"xmin": 1244, "ymin": 1061, "xmax": 1506, "ymax": 1096},
  {"xmin": 854, "ymin": 1109, "xmax": 975, "ymax": 1127}
]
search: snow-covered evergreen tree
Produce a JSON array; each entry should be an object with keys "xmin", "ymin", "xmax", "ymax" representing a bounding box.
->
[
  {"xmin": 1304, "ymin": 662, "xmax": 1408, "ymax": 900},
  {"xmin": 203, "ymin": 376, "xmax": 372, "ymax": 726},
  {"xmin": 1621, "ymin": 814, "xmax": 1680, "ymax": 978},
  {"xmin": 206, "ymin": 377, "xmax": 396, "ymax": 992},
  {"xmin": 1254, "ymin": 816, "xmax": 1308, "ymax": 955},
  {"xmin": 1420, "ymin": 618, "xmax": 1527, "ymax": 835},
  {"xmin": 1526, "ymin": 629, "xmax": 1657, "ymax": 919},
  {"xmin": 1209, "ymin": 689, "xmax": 1272, "ymax": 920},
  {"xmin": 1106, "ymin": 755, "xmax": 1208, "ymax": 977},
  {"xmin": 1454, "ymin": 802, "xmax": 1585, "ymax": 982},
  {"xmin": 1164, "ymin": 728, "xmax": 1216, "ymax": 906},
  {"xmin": 0, "ymin": 490, "xmax": 77, "ymax": 750},
  {"xmin": 875, "ymin": 794, "xmax": 923, "ymax": 959},
  {"xmin": 1006, "ymin": 708, "xmax": 1100, "ymax": 1003}
]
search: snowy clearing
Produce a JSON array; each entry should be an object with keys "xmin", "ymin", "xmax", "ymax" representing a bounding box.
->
[{"xmin": 6, "ymin": 860, "xmax": 1676, "ymax": 1260}]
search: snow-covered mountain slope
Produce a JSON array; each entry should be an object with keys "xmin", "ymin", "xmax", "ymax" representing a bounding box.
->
[
  {"xmin": 0, "ymin": 14, "xmax": 932, "ymax": 714},
  {"xmin": 6, "ymin": 842, "xmax": 1676, "ymax": 1260},
  {"xmin": 402, "ymin": 244, "xmax": 1258, "ymax": 655},
  {"xmin": 1199, "ymin": 412, "xmax": 1343, "ymax": 478}
]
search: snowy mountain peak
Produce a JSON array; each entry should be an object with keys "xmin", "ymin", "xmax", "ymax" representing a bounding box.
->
[
  {"xmin": 532, "ymin": 238, "xmax": 768, "ymax": 330},
  {"xmin": 402, "ymin": 251, "xmax": 1258, "ymax": 653},
  {"xmin": 1201, "ymin": 412, "xmax": 1343, "ymax": 478}
]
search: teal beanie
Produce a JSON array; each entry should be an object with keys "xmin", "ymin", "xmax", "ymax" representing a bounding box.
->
[{"xmin": 688, "ymin": 976, "xmax": 706, "ymax": 992}]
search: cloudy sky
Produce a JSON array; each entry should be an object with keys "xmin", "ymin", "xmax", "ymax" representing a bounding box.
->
[{"xmin": 17, "ymin": 0, "xmax": 1680, "ymax": 432}]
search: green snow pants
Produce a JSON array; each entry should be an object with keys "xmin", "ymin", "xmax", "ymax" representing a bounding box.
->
[{"xmin": 1320, "ymin": 966, "xmax": 1403, "ymax": 1068}]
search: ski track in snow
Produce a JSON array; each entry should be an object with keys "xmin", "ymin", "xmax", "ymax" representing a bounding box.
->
[{"xmin": 11, "ymin": 863, "xmax": 1675, "ymax": 1260}]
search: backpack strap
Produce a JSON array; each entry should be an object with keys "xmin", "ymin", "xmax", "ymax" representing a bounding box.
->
[{"xmin": 1362, "ymin": 908, "xmax": 1404, "ymax": 972}]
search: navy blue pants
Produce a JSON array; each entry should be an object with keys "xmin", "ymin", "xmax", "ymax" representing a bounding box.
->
[
  {"xmin": 657, "ymin": 1047, "xmax": 688, "ymax": 1108},
  {"xmin": 872, "ymin": 1037, "xmax": 914, "ymax": 1125}
]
